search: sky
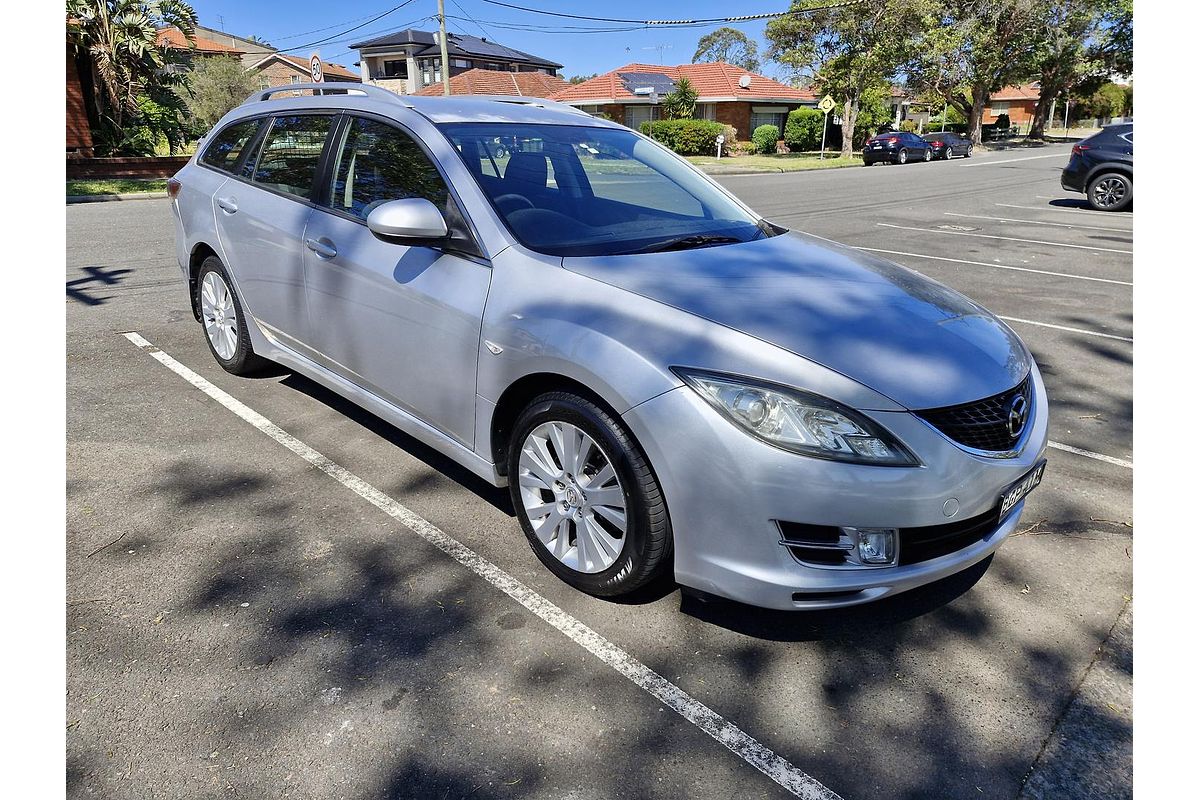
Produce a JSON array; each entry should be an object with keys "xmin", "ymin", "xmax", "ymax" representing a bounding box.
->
[{"xmin": 186, "ymin": 0, "xmax": 784, "ymax": 79}]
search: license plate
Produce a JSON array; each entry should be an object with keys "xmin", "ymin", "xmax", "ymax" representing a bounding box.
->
[
  {"xmin": 871, "ymin": 144, "xmax": 883, "ymax": 149},
  {"xmin": 998, "ymin": 460, "xmax": 1046, "ymax": 521}
]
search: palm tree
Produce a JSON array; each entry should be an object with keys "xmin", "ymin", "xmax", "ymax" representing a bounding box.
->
[{"xmin": 67, "ymin": 0, "xmax": 198, "ymax": 130}]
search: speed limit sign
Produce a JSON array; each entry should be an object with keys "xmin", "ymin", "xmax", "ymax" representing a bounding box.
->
[{"xmin": 310, "ymin": 54, "xmax": 323, "ymax": 83}]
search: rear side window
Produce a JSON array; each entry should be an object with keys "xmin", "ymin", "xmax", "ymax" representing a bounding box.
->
[
  {"xmin": 200, "ymin": 119, "xmax": 264, "ymax": 173},
  {"xmin": 251, "ymin": 114, "xmax": 334, "ymax": 198},
  {"xmin": 326, "ymin": 117, "xmax": 449, "ymax": 220}
]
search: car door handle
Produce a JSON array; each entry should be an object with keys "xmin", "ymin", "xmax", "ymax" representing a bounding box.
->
[
  {"xmin": 216, "ymin": 196, "xmax": 238, "ymax": 214},
  {"xmin": 305, "ymin": 237, "xmax": 337, "ymax": 259}
]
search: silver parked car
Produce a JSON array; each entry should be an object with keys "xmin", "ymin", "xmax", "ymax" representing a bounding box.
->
[{"xmin": 169, "ymin": 85, "xmax": 1047, "ymax": 610}]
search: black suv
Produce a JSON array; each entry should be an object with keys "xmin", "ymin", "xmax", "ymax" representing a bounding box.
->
[{"xmin": 1060, "ymin": 123, "xmax": 1133, "ymax": 211}]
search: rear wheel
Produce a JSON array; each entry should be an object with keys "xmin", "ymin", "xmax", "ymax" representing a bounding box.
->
[
  {"xmin": 896, "ymin": 149, "xmax": 908, "ymax": 165},
  {"xmin": 508, "ymin": 392, "xmax": 672, "ymax": 597},
  {"xmin": 196, "ymin": 256, "xmax": 268, "ymax": 376},
  {"xmin": 1087, "ymin": 172, "xmax": 1132, "ymax": 211}
]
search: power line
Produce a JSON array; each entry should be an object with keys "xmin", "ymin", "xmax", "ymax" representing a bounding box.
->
[
  {"xmin": 268, "ymin": 6, "xmax": 403, "ymax": 43},
  {"xmin": 276, "ymin": 1, "xmax": 418, "ymax": 54},
  {"xmin": 476, "ymin": 0, "xmax": 864, "ymax": 25},
  {"xmin": 449, "ymin": 0, "xmax": 495, "ymax": 39}
]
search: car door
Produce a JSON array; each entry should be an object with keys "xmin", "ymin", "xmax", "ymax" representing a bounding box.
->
[
  {"xmin": 212, "ymin": 112, "xmax": 336, "ymax": 352},
  {"xmin": 302, "ymin": 114, "xmax": 492, "ymax": 447}
]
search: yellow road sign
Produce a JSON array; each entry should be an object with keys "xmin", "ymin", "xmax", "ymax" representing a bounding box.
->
[{"xmin": 818, "ymin": 95, "xmax": 836, "ymax": 114}]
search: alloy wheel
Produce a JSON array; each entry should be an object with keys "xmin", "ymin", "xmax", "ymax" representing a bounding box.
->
[
  {"xmin": 1092, "ymin": 176, "xmax": 1128, "ymax": 209},
  {"xmin": 200, "ymin": 271, "xmax": 238, "ymax": 360},
  {"xmin": 517, "ymin": 420, "xmax": 627, "ymax": 574}
]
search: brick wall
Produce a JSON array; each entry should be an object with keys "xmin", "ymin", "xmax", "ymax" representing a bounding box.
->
[
  {"xmin": 254, "ymin": 61, "xmax": 303, "ymax": 89},
  {"xmin": 66, "ymin": 46, "xmax": 93, "ymax": 155},
  {"xmin": 714, "ymin": 103, "xmax": 752, "ymax": 140},
  {"xmin": 67, "ymin": 156, "xmax": 191, "ymax": 179}
]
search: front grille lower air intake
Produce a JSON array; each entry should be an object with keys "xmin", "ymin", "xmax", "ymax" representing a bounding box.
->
[{"xmin": 915, "ymin": 375, "xmax": 1032, "ymax": 452}]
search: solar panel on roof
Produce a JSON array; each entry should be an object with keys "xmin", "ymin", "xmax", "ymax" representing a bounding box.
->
[{"xmin": 618, "ymin": 72, "xmax": 676, "ymax": 95}]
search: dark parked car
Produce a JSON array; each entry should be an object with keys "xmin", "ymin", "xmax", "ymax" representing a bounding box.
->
[
  {"xmin": 863, "ymin": 131, "xmax": 933, "ymax": 165},
  {"xmin": 922, "ymin": 131, "xmax": 973, "ymax": 159},
  {"xmin": 1060, "ymin": 123, "xmax": 1133, "ymax": 211}
]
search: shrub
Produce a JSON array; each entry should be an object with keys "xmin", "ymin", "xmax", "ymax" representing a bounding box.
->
[
  {"xmin": 784, "ymin": 108, "xmax": 824, "ymax": 152},
  {"xmin": 751, "ymin": 124, "xmax": 780, "ymax": 154},
  {"xmin": 899, "ymin": 119, "xmax": 920, "ymax": 133},
  {"xmin": 639, "ymin": 118, "xmax": 726, "ymax": 155}
]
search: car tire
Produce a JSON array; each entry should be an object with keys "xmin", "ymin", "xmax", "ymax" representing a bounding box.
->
[
  {"xmin": 896, "ymin": 149, "xmax": 908, "ymax": 165},
  {"xmin": 923, "ymin": 148, "xmax": 932, "ymax": 162},
  {"xmin": 507, "ymin": 391, "xmax": 672, "ymax": 597},
  {"xmin": 1087, "ymin": 172, "xmax": 1132, "ymax": 212},
  {"xmin": 195, "ymin": 256, "xmax": 269, "ymax": 376},
  {"xmin": 964, "ymin": 144, "xmax": 973, "ymax": 158}
]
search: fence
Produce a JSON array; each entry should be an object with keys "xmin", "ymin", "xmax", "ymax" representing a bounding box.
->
[{"xmin": 66, "ymin": 156, "xmax": 191, "ymax": 180}]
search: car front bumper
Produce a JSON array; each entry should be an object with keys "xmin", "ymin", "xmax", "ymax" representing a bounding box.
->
[{"xmin": 621, "ymin": 364, "xmax": 1050, "ymax": 610}]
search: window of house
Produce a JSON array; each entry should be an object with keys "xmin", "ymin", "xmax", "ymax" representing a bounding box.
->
[
  {"xmin": 259, "ymin": 80, "xmax": 269, "ymax": 91},
  {"xmin": 990, "ymin": 101, "xmax": 1010, "ymax": 114},
  {"xmin": 451, "ymin": 58, "xmax": 471, "ymax": 68},
  {"xmin": 289, "ymin": 75, "xmax": 301, "ymax": 85},
  {"xmin": 624, "ymin": 105, "xmax": 660, "ymax": 132},
  {"xmin": 382, "ymin": 59, "xmax": 408, "ymax": 78},
  {"xmin": 327, "ymin": 117, "xmax": 449, "ymax": 220},
  {"xmin": 696, "ymin": 104, "xmax": 716, "ymax": 121},
  {"xmin": 200, "ymin": 118, "xmax": 265, "ymax": 174},
  {"xmin": 251, "ymin": 115, "xmax": 333, "ymax": 198},
  {"xmin": 749, "ymin": 111, "xmax": 786, "ymax": 133}
]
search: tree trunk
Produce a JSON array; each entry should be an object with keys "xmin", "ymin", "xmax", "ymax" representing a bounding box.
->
[
  {"xmin": 967, "ymin": 87, "xmax": 988, "ymax": 145},
  {"xmin": 838, "ymin": 95, "xmax": 860, "ymax": 159},
  {"xmin": 1030, "ymin": 76, "xmax": 1063, "ymax": 140}
]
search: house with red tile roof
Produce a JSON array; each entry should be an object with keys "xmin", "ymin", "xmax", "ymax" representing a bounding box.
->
[
  {"xmin": 550, "ymin": 62, "xmax": 818, "ymax": 140},
  {"xmin": 246, "ymin": 53, "xmax": 361, "ymax": 91},
  {"xmin": 413, "ymin": 68, "xmax": 568, "ymax": 98},
  {"xmin": 984, "ymin": 83, "xmax": 1041, "ymax": 126},
  {"xmin": 156, "ymin": 26, "xmax": 244, "ymax": 57}
]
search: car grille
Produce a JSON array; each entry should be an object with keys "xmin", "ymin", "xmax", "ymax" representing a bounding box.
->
[
  {"xmin": 897, "ymin": 508, "xmax": 1000, "ymax": 565},
  {"xmin": 915, "ymin": 375, "xmax": 1032, "ymax": 452}
]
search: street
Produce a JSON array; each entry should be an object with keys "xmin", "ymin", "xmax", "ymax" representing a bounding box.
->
[{"xmin": 66, "ymin": 143, "xmax": 1131, "ymax": 800}]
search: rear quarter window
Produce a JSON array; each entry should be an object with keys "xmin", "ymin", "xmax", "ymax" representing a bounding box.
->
[{"xmin": 200, "ymin": 119, "xmax": 264, "ymax": 173}]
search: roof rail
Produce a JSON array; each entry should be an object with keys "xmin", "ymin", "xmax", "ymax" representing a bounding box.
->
[{"xmin": 241, "ymin": 83, "xmax": 413, "ymax": 108}]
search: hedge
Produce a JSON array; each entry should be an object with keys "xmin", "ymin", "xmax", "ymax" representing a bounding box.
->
[
  {"xmin": 638, "ymin": 118, "xmax": 726, "ymax": 155},
  {"xmin": 751, "ymin": 124, "xmax": 780, "ymax": 154},
  {"xmin": 784, "ymin": 108, "xmax": 824, "ymax": 151}
]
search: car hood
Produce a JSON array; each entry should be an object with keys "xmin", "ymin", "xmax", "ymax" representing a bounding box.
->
[{"xmin": 562, "ymin": 232, "xmax": 1030, "ymax": 410}]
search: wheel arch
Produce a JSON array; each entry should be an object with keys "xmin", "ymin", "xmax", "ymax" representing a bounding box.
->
[
  {"xmin": 1085, "ymin": 161, "xmax": 1133, "ymax": 186},
  {"xmin": 187, "ymin": 241, "xmax": 221, "ymax": 321}
]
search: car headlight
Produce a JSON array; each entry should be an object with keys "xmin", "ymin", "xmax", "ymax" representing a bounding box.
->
[{"xmin": 673, "ymin": 368, "xmax": 920, "ymax": 466}]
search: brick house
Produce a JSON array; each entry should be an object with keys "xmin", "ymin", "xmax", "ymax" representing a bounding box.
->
[
  {"xmin": 156, "ymin": 26, "xmax": 245, "ymax": 73},
  {"xmin": 351, "ymin": 29, "xmax": 561, "ymax": 95},
  {"xmin": 550, "ymin": 62, "xmax": 817, "ymax": 140},
  {"xmin": 413, "ymin": 68, "xmax": 568, "ymax": 97},
  {"xmin": 984, "ymin": 83, "xmax": 1041, "ymax": 126},
  {"xmin": 246, "ymin": 53, "xmax": 361, "ymax": 90}
]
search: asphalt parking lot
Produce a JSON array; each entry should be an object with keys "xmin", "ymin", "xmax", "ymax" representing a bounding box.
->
[{"xmin": 66, "ymin": 142, "xmax": 1131, "ymax": 800}]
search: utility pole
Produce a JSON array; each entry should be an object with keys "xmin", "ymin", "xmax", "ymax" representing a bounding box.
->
[
  {"xmin": 941, "ymin": 102, "xmax": 947, "ymax": 133},
  {"xmin": 437, "ymin": 0, "xmax": 451, "ymax": 96}
]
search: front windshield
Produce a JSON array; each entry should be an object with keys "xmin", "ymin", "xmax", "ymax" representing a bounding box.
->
[{"xmin": 437, "ymin": 122, "xmax": 772, "ymax": 257}]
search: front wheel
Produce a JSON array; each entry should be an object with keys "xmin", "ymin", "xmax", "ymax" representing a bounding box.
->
[
  {"xmin": 964, "ymin": 144, "xmax": 973, "ymax": 158},
  {"xmin": 1087, "ymin": 172, "xmax": 1132, "ymax": 211},
  {"xmin": 508, "ymin": 392, "xmax": 672, "ymax": 597}
]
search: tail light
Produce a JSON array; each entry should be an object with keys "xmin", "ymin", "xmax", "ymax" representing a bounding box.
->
[
  {"xmin": 166, "ymin": 177, "xmax": 182, "ymax": 199},
  {"xmin": 1070, "ymin": 144, "xmax": 1090, "ymax": 157},
  {"xmin": 886, "ymin": 137, "xmax": 899, "ymax": 145}
]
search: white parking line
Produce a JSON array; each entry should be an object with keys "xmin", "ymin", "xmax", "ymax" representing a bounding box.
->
[
  {"xmin": 962, "ymin": 152, "xmax": 1069, "ymax": 166},
  {"xmin": 998, "ymin": 316, "xmax": 1132, "ymax": 343},
  {"xmin": 121, "ymin": 331, "xmax": 842, "ymax": 800},
  {"xmin": 1048, "ymin": 441, "xmax": 1133, "ymax": 469},
  {"xmin": 876, "ymin": 222, "xmax": 1133, "ymax": 254},
  {"xmin": 996, "ymin": 203, "xmax": 1131, "ymax": 219},
  {"xmin": 849, "ymin": 246, "xmax": 1132, "ymax": 287},
  {"xmin": 943, "ymin": 212, "xmax": 1131, "ymax": 233}
]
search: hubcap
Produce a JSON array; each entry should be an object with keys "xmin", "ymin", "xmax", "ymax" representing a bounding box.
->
[
  {"xmin": 1094, "ymin": 177, "xmax": 1127, "ymax": 208},
  {"xmin": 518, "ymin": 421, "xmax": 627, "ymax": 574},
  {"xmin": 200, "ymin": 272, "xmax": 238, "ymax": 360}
]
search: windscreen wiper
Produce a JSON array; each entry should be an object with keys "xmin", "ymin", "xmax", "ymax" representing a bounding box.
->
[{"xmin": 633, "ymin": 234, "xmax": 746, "ymax": 254}]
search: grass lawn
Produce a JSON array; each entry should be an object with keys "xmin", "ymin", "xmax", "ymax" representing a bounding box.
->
[
  {"xmin": 687, "ymin": 152, "xmax": 863, "ymax": 172},
  {"xmin": 67, "ymin": 178, "xmax": 167, "ymax": 197}
]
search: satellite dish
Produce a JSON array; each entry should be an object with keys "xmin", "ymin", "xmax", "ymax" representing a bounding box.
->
[{"xmin": 738, "ymin": 74, "xmax": 752, "ymax": 89}]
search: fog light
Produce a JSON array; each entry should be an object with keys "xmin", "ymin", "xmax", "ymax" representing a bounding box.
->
[{"xmin": 848, "ymin": 528, "xmax": 897, "ymax": 565}]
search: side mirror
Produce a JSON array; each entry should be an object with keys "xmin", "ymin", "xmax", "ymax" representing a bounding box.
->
[{"xmin": 366, "ymin": 198, "xmax": 449, "ymax": 241}]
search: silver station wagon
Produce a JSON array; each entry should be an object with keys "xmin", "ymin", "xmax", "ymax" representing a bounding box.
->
[{"xmin": 169, "ymin": 84, "xmax": 1047, "ymax": 610}]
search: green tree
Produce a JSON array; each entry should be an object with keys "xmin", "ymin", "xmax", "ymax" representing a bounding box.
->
[
  {"xmin": 661, "ymin": 77, "xmax": 698, "ymax": 119},
  {"xmin": 67, "ymin": 0, "xmax": 198, "ymax": 132},
  {"xmin": 568, "ymin": 73, "xmax": 598, "ymax": 84},
  {"xmin": 1024, "ymin": 0, "xmax": 1131, "ymax": 138},
  {"xmin": 692, "ymin": 27, "xmax": 761, "ymax": 72},
  {"xmin": 766, "ymin": 1, "xmax": 919, "ymax": 158},
  {"xmin": 907, "ymin": 0, "xmax": 1043, "ymax": 144},
  {"xmin": 1075, "ymin": 81, "xmax": 1127, "ymax": 120},
  {"xmin": 183, "ymin": 55, "xmax": 259, "ymax": 131}
]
